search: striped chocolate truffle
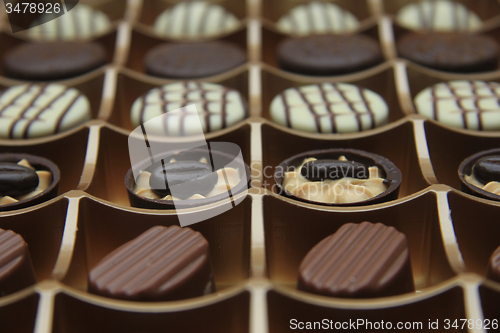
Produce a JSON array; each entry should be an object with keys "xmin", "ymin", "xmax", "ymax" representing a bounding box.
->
[
  {"xmin": 27, "ymin": 4, "xmax": 112, "ymax": 41},
  {"xmin": 298, "ymin": 222, "xmax": 414, "ymax": 298},
  {"xmin": 396, "ymin": 0, "xmax": 481, "ymax": 32},
  {"xmin": 0, "ymin": 84, "xmax": 92, "ymax": 139},
  {"xmin": 270, "ymin": 83, "xmax": 388, "ymax": 134},
  {"xmin": 131, "ymin": 82, "xmax": 247, "ymax": 136},
  {"xmin": 0, "ymin": 229, "xmax": 36, "ymax": 296},
  {"xmin": 276, "ymin": 1, "xmax": 359, "ymax": 36},
  {"xmin": 88, "ymin": 225, "xmax": 215, "ymax": 301},
  {"xmin": 487, "ymin": 246, "xmax": 500, "ymax": 282},
  {"xmin": 414, "ymin": 80, "xmax": 500, "ymax": 130},
  {"xmin": 153, "ymin": 1, "xmax": 240, "ymax": 39}
]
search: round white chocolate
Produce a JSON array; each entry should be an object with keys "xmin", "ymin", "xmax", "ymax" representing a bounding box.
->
[
  {"xmin": 27, "ymin": 4, "xmax": 112, "ymax": 41},
  {"xmin": 270, "ymin": 83, "xmax": 389, "ymax": 134},
  {"xmin": 0, "ymin": 83, "xmax": 92, "ymax": 139},
  {"xmin": 276, "ymin": 1, "xmax": 359, "ymax": 36},
  {"xmin": 396, "ymin": 0, "xmax": 481, "ymax": 32},
  {"xmin": 414, "ymin": 80, "xmax": 500, "ymax": 130},
  {"xmin": 153, "ymin": 1, "xmax": 240, "ymax": 39},
  {"xmin": 131, "ymin": 82, "xmax": 247, "ymax": 136}
]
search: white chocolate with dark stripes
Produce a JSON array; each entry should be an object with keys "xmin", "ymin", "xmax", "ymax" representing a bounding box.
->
[
  {"xmin": 130, "ymin": 82, "xmax": 247, "ymax": 136},
  {"xmin": 276, "ymin": 1, "xmax": 359, "ymax": 36},
  {"xmin": 396, "ymin": 0, "xmax": 481, "ymax": 32},
  {"xmin": 0, "ymin": 84, "xmax": 92, "ymax": 139},
  {"xmin": 153, "ymin": 1, "xmax": 239, "ymax": 39},
  {"xmin": 270, "ymin": 83, "xmax": 389, "ymax": 134},
  {"xmin": 414, "ymin": 80, "xmax": 500, "ymax": 130},
  {"xmin": 27, "ymin": 4, "xmax": 112, "ymax": 41}
]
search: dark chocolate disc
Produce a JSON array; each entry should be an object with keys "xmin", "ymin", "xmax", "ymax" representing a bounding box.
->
[
  {"xmin": 0, "ymin": 163, "xmax": 39, "ymax": 197},
  {"xmin": 473, "ymin": 156, "xmax": 500, "ymax": 184},
  {"xmin": 149, "ymin": 161, "xmax": 218, "ymax": 199},
  {"xmin": 301, "ymin": 159, "xmax": 368, "ymax": 181}
]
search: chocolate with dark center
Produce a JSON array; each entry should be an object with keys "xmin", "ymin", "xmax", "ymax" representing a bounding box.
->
[
  {"xmin": 0, "ymin": 228, "xmax": 37, "ymax": 296},
  {"xmin": 301, "ymin": 159, "xmax": 369, "ymax": 181},
  {"xmin": 487, "ymin": 246, "xmax": 500, "ymax": 282},
  {"xmin": 0, "ymin": 163, "xmax": 39, "ymax": 197},
  {"xmin": 149, "ymin": 161, "xmax": 219, "ymax": 199},
  {"xmin": 88, "ymin": 225, "xmax": 215, "ymax": 301},
  {"xmin": 298, "ymin": 222, "xmax": 414, "ymax": 298},
  {"xmin": 473, "ymin": 156, "xmax": 500, "ymax": 185}
]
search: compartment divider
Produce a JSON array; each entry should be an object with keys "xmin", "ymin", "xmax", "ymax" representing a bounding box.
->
[
  {"xmin": 379, "ymin": 16, "xmax": 397, "ymax": 59},
  {"xmin": 34, "ymin": 282, "xmax": 59, "ymax": 333},
  {"xmin": 250, "ymin": 194, "xmax": 266, "ymax": 278},
  {"xmin": 249, "ymin": 281, "xmax": 270, "ymax": 333},
  {"xmin": 77, "ymin": 124, "xmax": 102, "ymax": 191},
  {"xmin": 412, "ymin": 117, "xmax": 439, "ymax": 184},
  {"xmin": 250, "ymin": 122, "xmax": 263, "ymax": 188},
  {"xmin": 460, "ymin": 276, "xmax": 487, "ymax": 333}
]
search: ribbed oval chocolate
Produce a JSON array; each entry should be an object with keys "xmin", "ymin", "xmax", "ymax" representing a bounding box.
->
[
  {"xmin": 298, "ymin": 222, "xmax": 414, "ymax": 298},
  {"xmin": 88, "ymin": 225, "xmax": 214, "ymax": 301},
  {"xmin": 300, "ymin": 159, "xmax": 369, "ymax": 181},
  {"xmin": 473, "ymin": 156, "xmax": 500, "ymax": 184},
  {"xmin": 0, "ymin": 163, "xmax": 39, "ymax": 197},
  {"xmin": 149, "ymin": 161, "xmax": 218, "ymax": 199}
]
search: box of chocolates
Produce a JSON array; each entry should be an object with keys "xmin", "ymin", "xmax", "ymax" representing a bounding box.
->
[{"xmin": 1, "ymin": 0, "xmax": 500, "ymax": 332}]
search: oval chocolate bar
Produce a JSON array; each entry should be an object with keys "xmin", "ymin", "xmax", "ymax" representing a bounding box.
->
[
  {"xmin": 300, "ymin": 159, "xmax": 369, "ymax": 181},
  {"xmin": 149, "ymin": 161, "xmax": 219, "ymax": 199},
  {"xmin": 298, "ymin": 222, "xmax": 414, "ymax": 298},
  {"xmin": 0, "ymin": 163, "xmax": 39, "ymax": 197},
  {"xmin": 88, "ymin": 225, "xmax": 215, "ymax": 301},
  {"xmin": 0, "ymin": 228, "xmax": 37, "ymax": 296},
  {"xmin": 473, "ymin": 156, "xmax": 500, "ymax": 185}
]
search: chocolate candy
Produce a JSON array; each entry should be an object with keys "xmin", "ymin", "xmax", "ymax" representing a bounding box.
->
[
  {"xmin": 144, "ymin": 41, "xmax": 246, "ymax": 79},
  {"xmin": 149, "ymin": 161, "xmax": 218, "ymax": 199},
  {"xmin": 0, "ymin": 229, "xmax": 37, "ymax": 296},
  {"xmin": 3, "ymin": 42, "xmax": 107, "ymax": 81},
  {"xmin": 397, "ymin": 33, "xmax": 499, "ymax": 73},
  {"xmin": 473, "ymin": 156, "xmax": 500, "ymax": 185},
  {"xmin": 300, "ymin": 160, "xmax": 368, "ymax": 181},
  {"xmin": 88, "ymin": 225, "xmax": 215, "ymax": 301},
  {"xmin": 487, "ymin": 246, "xmax": 500, "ymax": 282},
  {"xmin": 0, "ymin": 163, "xmax": 39, "ymax": 197},
  {"xmin": 277, "ymin": 34, "xmax": 383, "ymax": 76},
  {"xmin": 414, "ymin": 80, "xmax": 500, "ymax": 130},
  {"xmin": 298, "ymin": 222, "xmax": 414, "ymax": 298}
]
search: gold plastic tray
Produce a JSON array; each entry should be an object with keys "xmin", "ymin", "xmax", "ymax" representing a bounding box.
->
[{"xmin": 1, "ymin": 0, "xmax": 500, "ymax": 332}]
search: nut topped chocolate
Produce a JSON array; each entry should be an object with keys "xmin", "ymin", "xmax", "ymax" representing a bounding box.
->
[
  {"xmin": 88, "ymin": 225, "xmax": 214, "ymax": 301},
  {"xmin": 414, "ymin": 80, "xmax": 500, "ymax": 130},
  {"xmin": 464, "ymin": 155, "xmax": 500, "ymax": 196},
  {"xmin": 130, "ymin": 82, "xmax": 248, "ymax": 136},
  {"xmin": 153, "ymin": 1, "xmax": 239, "ymax": 39},
  {"xmin": 275, "ymin": 1, "xmax": 359, "ymax": 36},
  {"xmin": 0, "ymin": 228, "xmax": 37, "ymax": 296},
  {"xmin": 270, "ymin": 83, "xmax": 389, "ymax": 134},
  {"xmin": 396, "ymin": 0, "xmax": 482, "ymax": 32},
  {"xmin": 298, "ymin": 222, "xmax": 414, "ymax": 298}
]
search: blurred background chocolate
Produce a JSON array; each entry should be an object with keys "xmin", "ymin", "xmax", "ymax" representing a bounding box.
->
[
  {"xmin": 3, "ymin": 42, "xmax": 107, "ymax": 81},
  {"xmin": 0, "ymin": 83, "xmax": 92, "ymax": 139},
  {"xmin": 88, "ymin": 225, "xmax": 215, "ymax": 302},
  {"xmin": 487, "ymin": 246, "xmax": 500, "ymax": 282},
  {"xmin": 298, "ymin": 222, "xmax": 414, "ymax": 298},
  {"xmin": 0, "ymin": 228, "xmax": 36, "ymax": 297},
  {"xmin": 277, "ymin": 34, "xmax": 383, "ymax": 76},
  {"xmin": 397, "ymin": 33, "xmax": 499, "ymax": 73},
  {"xmin": 144, "ymin": 41, "xmax": 246, "ymax": 78}
]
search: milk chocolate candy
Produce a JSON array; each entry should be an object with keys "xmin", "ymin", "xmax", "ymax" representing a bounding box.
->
[
  {"xmin": 473, "ymin": 156, "xmax": 500, "ymax": 184},
  {"xmin": 298, "ymin": 222, "xmax": 414, "ymax": 298},
  {"xmin": 88, "ymin": 225, "xmax": 215, "ymax": 301},
  {"xmin": 0, "ymin": 229, "xmax": 37, "ymax": 296},
  {"xmin": 487, "ymin": 246, "xmax": 500, "ymax": 282}
]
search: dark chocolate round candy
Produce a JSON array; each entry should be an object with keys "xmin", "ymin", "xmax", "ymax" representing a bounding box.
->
[
  {"xmin": 397, "ymin": 33, "xmax": 499, "ymax": 73},
  {"xmin": 3, "ymin": 42, "xmax": 107, "ymax": 80},
  {"xmin": 300, "ymin": 159, "xmax": 369, "ymax": 181},
  {"xmin": 149, "ymin": 161, "xmax": 218, "ymax": 199},
  {"xmin": 144, "ymin": 41, "xmax": 246, "ymax": 78},
  {"xmin": 473, "ymin": 156, "xmax": 500, "ymax": 184},
  {"xmin": 0, "ymin": 163, "xmax": 39, "ymax": 197},
  {"xmin": 276, "ymin": 34, "xmax": 383, "ymax": 76}
]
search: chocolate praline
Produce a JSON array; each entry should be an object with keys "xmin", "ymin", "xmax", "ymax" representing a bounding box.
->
[{"xmin": 459, "ymin": 148, "xmax": 500, "ymax": 201}]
